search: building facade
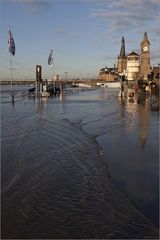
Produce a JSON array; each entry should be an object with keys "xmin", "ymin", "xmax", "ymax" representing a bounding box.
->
[
  {"xmin": 126, "ymin": 51, "xmax": 140, "ymax": 81},
  {"xmin": 99, "ymin": 67, "xmax": 118, "ymax": 81},
  {"xmin": 117, "ymin": 32, "xmax": 151, "ymax": 81},
  {"xmin": 99, "ymin": 32, "xmax": 153, "ymax": 82}
]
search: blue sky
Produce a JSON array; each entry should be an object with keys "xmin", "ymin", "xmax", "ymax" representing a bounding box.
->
[{"xmin": 1, "ymin": 0, "xmax": 160, "ymax": 80}]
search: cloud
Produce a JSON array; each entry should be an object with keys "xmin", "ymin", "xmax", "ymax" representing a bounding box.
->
[
  {"xmin": 151, "ymin": 48, "xmax": 160, "ymax": 63},
  {"xmin": 90, "ymin": 0, "xmax": 160, "ymax": 34},
  {"xmin": 55, "ymin": 27, "xmax": 65, "ymax": 34},
  {"xmin": 55, "ymin": 27, "xmax": 84, "ymax": 39},
  {"xmin": 13, "ymin": 0, "xmax": 51, "ymax": 14},
  {"xmin": 72, "ymin": 32, "xmax": 84, "ymax": 38},
  {"xmin": 102, "ymin": 55, "xmax": 117, "ymax": 61},
  {"xmin": 150, "ymin": 26, "xmax": 160, "ymax": 35}
]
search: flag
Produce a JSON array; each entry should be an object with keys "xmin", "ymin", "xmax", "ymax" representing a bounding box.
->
[
  {"xmin": 8, "ymin": 29, "xmax": 15, "ymax": 56},
  {"xmin": 48, "ymin": 48, "xmax": 54, "ymax": 66}
]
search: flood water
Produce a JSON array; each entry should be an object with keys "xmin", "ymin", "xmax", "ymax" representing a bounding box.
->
[{"xmin": 1, "ymin": 85, "xmax": 159, "ymax": 239}]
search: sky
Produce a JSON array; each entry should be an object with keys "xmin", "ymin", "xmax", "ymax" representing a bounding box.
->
[{"xmin": 0, "ymin": 0, "xmax": 160, "ymax": 80}]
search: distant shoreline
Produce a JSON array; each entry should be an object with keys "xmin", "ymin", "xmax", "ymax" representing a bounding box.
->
[
  {"xmin": 0, "ymin": 80, "xmax": 35, "ymax": 85},
  {"xmin": 0, "ymin": 79, "xmax": 102, "ymax": 86}
]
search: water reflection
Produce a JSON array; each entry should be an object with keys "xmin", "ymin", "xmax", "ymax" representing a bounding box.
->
[
  {"xmin": 98, "ymin": 94, "xmax": 159, "ymax": 227},
  {"xmin": 1, "ymin": 86, "xmax": 159, "ymax": 238},
  {"xmin": 59, "ymin": 92, "xmax": 64, "ymax": 101},
  {"xmin": 36, "ymin": 99, "xmax": 45, "ymax": 114},
  {"xmin": 138, "ymin": 100, "xmax": 150, "ymax": 149},
  {"xmin": 118, "ymin": 94, "xmax": 151, "ymax": 149}
]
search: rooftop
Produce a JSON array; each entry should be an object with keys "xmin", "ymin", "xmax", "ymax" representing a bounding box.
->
[{"xmin": 127, "ymin": 51, "xmax": 139, "ymax": 56}]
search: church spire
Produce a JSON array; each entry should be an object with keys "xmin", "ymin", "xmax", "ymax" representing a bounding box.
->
[
  {"xmin": 143, "ymin": 31, "xmax": 148, "ymax": 40},
  {"xmin": 119, "ymin": 36, "xmax": 126, "ymax": 58},
  {"xmin": 117, "ymin": 36, "xmax": 127, "ymax": 74}
]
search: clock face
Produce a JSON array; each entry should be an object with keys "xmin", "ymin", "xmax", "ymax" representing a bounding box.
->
[{"xmin": 143, "ymin": 46, "xmax": 148, "ymax": 51}]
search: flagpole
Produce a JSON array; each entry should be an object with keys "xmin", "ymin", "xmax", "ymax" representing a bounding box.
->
[
  {"xmin": 52, "ymin": 49, "xmax": 55, "ymax": 91},
  {"xmin": 9, "ymin": 52, "xmax": 14, "ymax": 102},
  {"xmin": 52, "ymin": 62, "xmax": 56, "ymax": 92},
  {"xmin": 48, "ymin": 48, "xmax": 56, "ymax": 95},
  {"xmin": 8, "ymin": 25, "xmax": 14, "ymax": 103}
]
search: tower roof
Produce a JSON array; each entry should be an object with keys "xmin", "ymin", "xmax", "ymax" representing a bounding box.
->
[
  {"xmin": 141, "ymin": 31, "xmax": 150, "ymax": 46},
  {"xmin": 119, "ymin": 36, "xmax": 126, "ymax": 58},
  {"xmin": 127, "ymin": 51, "xmax": 139, "ymax": 56},
  {"xmin": 144, "ymin": 31, "xmax": 148, "ymax": 39}
]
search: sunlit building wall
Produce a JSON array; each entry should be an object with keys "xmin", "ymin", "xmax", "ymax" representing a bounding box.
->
[
  {"xmin": 126, "ymin": 51, "xmax": 140, "ymax": 81},
  {"xmin": 99, "ymin": 67, "xmax": 118, "ymax": 81}
]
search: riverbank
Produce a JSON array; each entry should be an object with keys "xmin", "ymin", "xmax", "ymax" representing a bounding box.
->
[{"xmin": 1, "ymin": 86, "xmax": 159, "ymax": 239}]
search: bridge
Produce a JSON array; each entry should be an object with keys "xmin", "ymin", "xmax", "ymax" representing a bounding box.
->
[{"xmin": 0, "ymin": 79, "xmax": 102, "ymax": 86}]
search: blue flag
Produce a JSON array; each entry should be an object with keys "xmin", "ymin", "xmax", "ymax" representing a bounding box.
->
[
  {"xmin": 48, "ymin": 48, "xmax": 54, "ymax": 66},
  {"xmin": 8, "ymin": 29, "xmax": 15, "ymax": 56}
]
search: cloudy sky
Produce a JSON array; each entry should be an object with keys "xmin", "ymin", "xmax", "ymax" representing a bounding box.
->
[{"xmin": 1, "ymin": 0, "xmax": 160, "ymax": 80}]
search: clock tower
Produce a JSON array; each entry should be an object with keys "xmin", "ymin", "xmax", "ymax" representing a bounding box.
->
[{"xmin": 140, "ymin": 32, "xmax": 151, "ymax": 80}]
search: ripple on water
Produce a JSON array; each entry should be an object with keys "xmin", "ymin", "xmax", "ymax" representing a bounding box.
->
[{"xmin": 1, "ymin": 94, "xmax": 158, "ymax": 239}]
